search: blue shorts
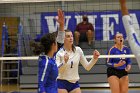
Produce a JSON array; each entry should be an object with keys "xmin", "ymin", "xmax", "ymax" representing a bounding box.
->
[{"xmin": 57, "ymin": 79, "xmax": 80, "ymax": 92}]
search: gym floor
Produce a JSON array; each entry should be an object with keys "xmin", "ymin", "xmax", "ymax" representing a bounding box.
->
[{"xmin": 0, "ymin": 85, "xmax": 140, "ymax": 93}]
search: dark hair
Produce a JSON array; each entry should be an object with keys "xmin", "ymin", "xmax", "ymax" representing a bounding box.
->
[
  {"xmin": 32, "ymin": 32, "xmax": 56, "ymax": 55},
  {"xmin": 65, "ymin": 29, "xmax": 76, "ymax": 52},
  {"xmin": 82, "ymin": 15, "xmax": 88, "ymax": 22},
  {"xmin": 41, "ymin": 33, "xmax": 56, "ymax": 54}
]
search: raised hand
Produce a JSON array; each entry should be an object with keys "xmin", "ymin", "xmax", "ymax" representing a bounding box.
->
[
  {"xmin": 55, "ymin": 9, "xmax": 64, "ymax": 31},
  {"xmin": 116, "ymin": 60, "xmax": 126, "ymax": 67},
  {"xmin": 93, "ymin": 50, "xmax": 100, "ymax": 60},
  {"xmin": 125, "ymin": 65, "xmax": 131, "ymax": 72}
]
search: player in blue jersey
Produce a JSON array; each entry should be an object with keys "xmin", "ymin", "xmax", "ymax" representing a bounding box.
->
[
  {"xmin": 37, "ymin": 9, "xmax": 65, "ymax": 93},
  {"xmin": 56, "ymin": 30, "xmax": 100, "ymax": 93},
  {"xmin": 119, "ymin": 0, "xmax": 140, "ymax": 68},
  {"xmin": 107, "ymin": 33, "xmax": 131, "ymax": 93}
]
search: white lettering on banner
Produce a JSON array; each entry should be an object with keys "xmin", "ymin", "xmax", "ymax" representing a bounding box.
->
[
  {"xmin": 45, "ymin": 16, "xmax": 71, "ymax": 33},
  {"xmin": 45, "ymin": 16, "xmax": 58, "ymax": 33},
  {"xmin": 65, "ymin": 16, "xmax": 71, "ymax": 30},
  {"xmin": 101, "ymin": 14, "xmax": 119, "ymax": 41},
  {"xmin": 43, "ymin": 13, "xmax": 139, "ymax": 41},
  {"xmin": 88, "ymin": 15, "xmax": 97, "ymax": 29},
  {"xmin": 130, "ymin": 14, "xmax": 140, "ymax": 37},
  {"xmin": 75, "ymin": 16, "xmax": 82, "ymax": 24}
]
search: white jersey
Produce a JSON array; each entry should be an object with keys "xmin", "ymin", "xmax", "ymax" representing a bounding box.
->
[
  {"xmin": 122, "ymin": 15, "xmax": 140, "ymax": 68},
  {"xmin": 56, "ymin": 46, "xmax": 97, "ymax": 83}
]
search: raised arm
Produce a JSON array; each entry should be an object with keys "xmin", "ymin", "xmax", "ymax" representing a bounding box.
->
[
  {"xmin": 119, "ymin": 0, "xmax": 140, "ymax": 68},
  {"xmin": 80, "ymin": 48, "xmax": 100, "ymax": 71},
  {"xmin": 56, "ymin": 9, "xmax": 65, "ymax": 45},
  {"xmin": 56, "ymin": 9, "xmax": 64, "ymax": 31},
  {"xmin": 119, "ymin": 0, "xmax": 129, "ymax": 16}
]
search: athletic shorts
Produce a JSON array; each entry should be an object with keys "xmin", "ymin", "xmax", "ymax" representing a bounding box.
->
[
  {"xmin": 57, "ymin": 79, "xmax": 80, "ymax": 92},
  {"xmin": 107, "ymin": 67, "xmax": 128, "ymax": 79}
]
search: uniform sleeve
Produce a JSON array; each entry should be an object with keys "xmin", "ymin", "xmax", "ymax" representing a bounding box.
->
[
  {"xmin": 38, "ymin": 57, "xmax": 51, "ymax": 93},
  {"xmin": 126, "ymin": 48, "xmax": 132, "ymax": 65},
  {"xmin": 122, "ymin": 15, "xmax": 140, "ymax": 48},
  {"xmin": 55, "ymin": 52, "xmax": 67, "ymax": 73},
  {"xmin": 79, "ymin": 47, "xmax": 98, "ymax": 71},
  {"xmin": 106, "ymin": 47, "xmax": 114, "ymax": 67},
  {"xmin": 56, "ymin": 31, "xmax": 65, "ymax": 50},
  {"xmin": 56, "ymin": 31, "xmax": 65, "ymax": 44},
  {"xmin": 122, "ymin": 15, "xmax": 140, "ymax": 67},
  {"xmin": 122, "ymin": 15, "xmax": 135, "ymax": 35}
]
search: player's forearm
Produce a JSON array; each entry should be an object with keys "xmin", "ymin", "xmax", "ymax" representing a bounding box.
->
[
  {"xmin": 107, "ymin": 62, "xmax": 122, "ymax": 67},
  {"xmin": 85, "ymin": 58, "xmax": 97, "ymax": 71},
  {"xmin": 56, "ymin": 31, "xmax": 65, "ymax": 44},
  {"xmin": 119, "ymin": 0, "xmax": 129, "ymax": 16},
  {"xmin": 57, "ymin": 61, "xmax": 67, "ymax": 68},
  {"xmin": 107, "ymin": 62, "xmax": 114, "ymax": 67},
  {"xmin": 58, "ymin": 62, "xmax": 67, "ymax": 73},
  {"xmin": 59, "ymin": 24, "xmax": 64, "ymax": 31}
]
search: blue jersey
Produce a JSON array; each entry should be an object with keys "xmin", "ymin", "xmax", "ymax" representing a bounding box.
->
[
  {"xmin": 37, "ymin": 31, "xmax": 65, "ymax": 93},
  {"xmin": 107, "ymin": 45, "xmax": 131, "ymax": 69},
  {"xmin": 38, "ymin": 55, "xmax": 58, "ymax": 93}
]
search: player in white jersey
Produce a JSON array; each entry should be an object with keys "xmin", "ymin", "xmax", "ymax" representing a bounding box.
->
[
  {"xmin": 119, "ymin": 0, "xmax": 140, "ymax": 68},
  {"xmin": 56, "ymin": 30, "xmax": 100, "ymax": 93}
]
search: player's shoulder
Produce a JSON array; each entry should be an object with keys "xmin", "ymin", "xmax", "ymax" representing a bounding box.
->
[
  {"xmin": 75, "ymin": 46, "xmax": 83, "ymax": 52},
  {"xmin": 38, "ymin": 55, "xmax": 50, "ymax": 66},
  {"xmin": 123, "ymin": 45, "xmax": 130, "ymax": 51},
  {"xmin": 75, "ymin": 46, "xmax": 81, "ymax": 50},
  {"xmin": 108, "ymin": 45, "xmax": 116, "ymax": 51},
  {"xmin": 123, "ymin": 45, "xmax": 129, "ymax": 48},
  {"xmin": 123, "ymin": 45, "xmax": 130, "ymax": 49},
  {"xmin": 38, "ymin": 55, "xmax": 46, "ymax": 61},
  {"xmin": 56, "ymin": 47, "xmax": 64, "ymax": 54},
  {"xmin": 107, "ymin": 45, "xmax": 116, "ymax": 54}
]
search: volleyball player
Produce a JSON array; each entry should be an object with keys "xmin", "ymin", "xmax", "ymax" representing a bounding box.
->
[
  {"xmin": 107, "ymin": 33, "xmax": 131, "ymax": 93},
  {"xmin": 38, "ymin": 9, "xmax": 65, "ymax": 93},
  {"xmin": 56, "ymin": 30, "xmax": 100, "ymax": 93},
  {"xmin": 119, "ymin": 0, "xmax": 140, "ymax": 68}
]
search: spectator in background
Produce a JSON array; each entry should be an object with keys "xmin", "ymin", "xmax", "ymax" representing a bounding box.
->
[{"xmin": 74, "ymin": 15, "xmax": 94, "ymax": 46}]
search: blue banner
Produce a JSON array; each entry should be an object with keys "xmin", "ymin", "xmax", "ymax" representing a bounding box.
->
[{"xmin": 41, "ymin": 10, "xmax": 140, "ymax": 41}]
